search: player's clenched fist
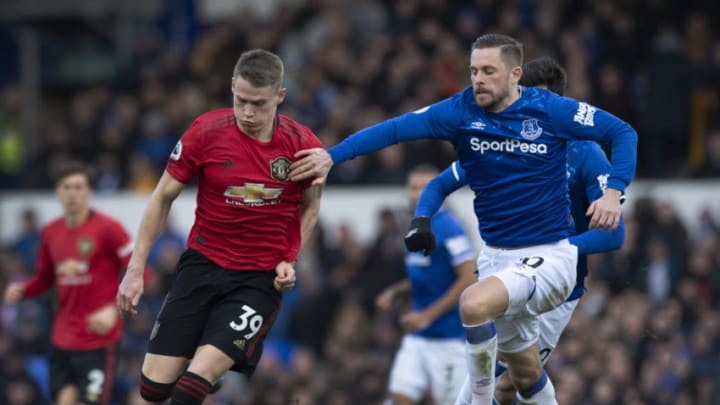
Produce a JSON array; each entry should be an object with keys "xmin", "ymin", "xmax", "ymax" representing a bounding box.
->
[
  {"xmin": 404, "ymin": 216, "xmax": 436, "ymax": 256},
  {"xmin": 3, "ymin": 282, "xmax": 25, "ymax": 305},
  {"xmin": 273, "ymin": 260, "xmax": 296, "ymax": 292}
]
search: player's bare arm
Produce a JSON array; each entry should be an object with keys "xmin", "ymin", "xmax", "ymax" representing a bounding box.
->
[
  {"xmin": 299, "ymin": 183, "xmax": 323, "ymax": 246},
  {"xmin": 586, "ymin": 188, "xmax": 622, "ymax": 231},
  {"xmin": 86, "ymin": 303, "xmax": 118, "ymax": 335},
  {"xmin": 289, "ymin": 148, "xmax": 332, "ymax": 184},
  {"xmin": 117, "ymin": 171, "xmax": 184, "ymax": 317},
  {"xmin": 375, "ymin": 279, "xmax": 411, "ymax": 312},
  {"xmin": 401, "ymin": 259, "xmax": 476, "ymax": 332}
]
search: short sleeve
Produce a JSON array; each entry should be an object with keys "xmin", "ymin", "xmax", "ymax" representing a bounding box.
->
[{"xmin": 166, "ymin": 119, "xmax": 205, "ymax": 183}]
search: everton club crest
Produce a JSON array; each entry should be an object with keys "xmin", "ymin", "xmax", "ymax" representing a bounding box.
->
[{"xmin": 520, "ymin": 118, "xmax": 543, "ymax": 141}]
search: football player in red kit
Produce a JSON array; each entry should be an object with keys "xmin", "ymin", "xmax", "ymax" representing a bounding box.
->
[
  {"xmin": 116, "ymin": 49, "xmax": 324, "ymax": 404},
  {"xmin": 4, "ymin": 162, "xmax": 134, "ymax": 405}
]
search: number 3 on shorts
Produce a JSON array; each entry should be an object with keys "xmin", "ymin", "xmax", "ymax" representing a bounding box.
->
[{"xmin": 229, "ymin": 304, "xmax": 264, "ymax": 340}]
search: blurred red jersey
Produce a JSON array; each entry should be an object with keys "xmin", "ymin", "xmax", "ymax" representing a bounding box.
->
[
  {"xmin": 166, "ymin": 109, "xmax": 323, "ymax": 271},
  {"xmin": 24, "ymin": 210, "xmax": 132, "ymax": 350}
]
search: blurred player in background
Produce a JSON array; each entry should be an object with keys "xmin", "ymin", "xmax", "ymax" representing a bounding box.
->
[
  {"xmin": 376, "ymin": 165, "xmax": 476, "ymax": 405},
  {"xmin": 290, "ymin": 34, "xmax": 637, "ymax": 404},
  {"xmin": 412, "ymin": 57, "xmax": 626, "ymax": 404},
  {"xmin": 116, "ymin": 49, "xmax": 323, "ymax": 405},
  {"xmin": 3, "ymin": 162, "xmax": 134, "ymax": 405}
]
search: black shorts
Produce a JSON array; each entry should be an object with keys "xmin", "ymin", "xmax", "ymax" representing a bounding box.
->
[
  {"xmin": 49, "ymin": 344, "xmax": 117, "ymax": 404},
  {"xmin": 148, "ymin": 249, "xmax": 282, "ymax": 377}
]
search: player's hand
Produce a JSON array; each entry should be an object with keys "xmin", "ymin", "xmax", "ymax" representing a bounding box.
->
[
  {"xmin": 87, "ymin": 303, "xmax": 118, "ymax": 335},
  {"xmin": 290, "ymin": 148, "xmax": 332, "ymax": 186},
  {"xmin": 116, "ymin": 267, "xmax": 144, "ymax": 317},
  {"xmin": 375, "ymin": 289, "xmax": 395, "ymax": 312},
  {"xmin": 404, "ymin": 216, "xmax": 436, "ymax": 256},
  {"xmin": 400, "ymin": 310, "xmax": 432, "ymax": 333},
  {"xmin": 587, "ymin": 188, "xmax": 622, "ymax": 231},
  {"xmin": 3, "ymin": 282, "xmax": 25, "ymax": 305},
  {"xmin": 273, "ymin": 261, "xmax": 296, "ymax": 292}
]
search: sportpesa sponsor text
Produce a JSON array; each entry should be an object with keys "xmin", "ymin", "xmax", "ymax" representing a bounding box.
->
[{"xmin": 470, "ymin": 137, "xmax": 548, "ymax": 154}]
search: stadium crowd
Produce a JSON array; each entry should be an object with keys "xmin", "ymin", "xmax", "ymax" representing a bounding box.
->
[
  {"xmin": 1, "ymin": 0, "xmax": 720, "ymax": 189},
  {"xmin": 1, "ymin": 0, "xmax": 720, "ymax": 404}
]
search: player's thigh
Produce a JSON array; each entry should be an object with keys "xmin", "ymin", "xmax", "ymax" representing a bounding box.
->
[
  {"xmin": 147, "ymin": 250, "xmax": 220, "ymax": 365},
  {"xmin": 537, "ymin": 298, "xmax": 579, "ymax": 365},
  {"xmin": 200, "ymin": 270, "xmax": 282, "ymax": 378},
  {"xmin": 426, "ymin": 339, "xmax": 467, "ymax": 405},
  {"xmin": 141, "ymin": 353, "xmax": 189, "ymax": 384},
  {"xmin": 70, "ymin": 345, "xmax": 117, "ymax": 405},
  {"xmin": 388, "ymin": 335, "xmax": 428, "ymax": 402},
  {"xmin": 56, "ymin": 385, "xmax": 79, "ymax": 405},
  {"xmin": 49, "ymin": 346, "xmax": 77, "ymax": 401}
]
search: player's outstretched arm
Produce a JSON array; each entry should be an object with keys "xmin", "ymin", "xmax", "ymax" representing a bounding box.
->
[{"xmin": 117, "ymin": 171, "xmax": 184, "ymax": 317}]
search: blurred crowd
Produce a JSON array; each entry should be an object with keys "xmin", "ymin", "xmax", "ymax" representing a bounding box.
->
[
  {"xmin": 1, "ymin": 195, "xmax": 720, "ymax": 404},
  {"xmin": 1, "ymin": 0, "xmax": 720, "ymax": 190}
]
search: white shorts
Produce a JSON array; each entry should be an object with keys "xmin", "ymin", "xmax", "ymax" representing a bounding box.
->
[
  {"xmin": 388, "ymin": 334, "xmax": 467, "ymax": 404},
  {"xmin": 476, "ymin": 240, "xmax": 578, "ymax": 353},
  {"xmin": 538, "ymin": 298, "xmax": 579, "ymax": 364}
]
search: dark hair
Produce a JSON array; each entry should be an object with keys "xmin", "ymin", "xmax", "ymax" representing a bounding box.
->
[
  {"xmin": 520, "ymin": 57, "xmax": 568, "ymax": 96},
  {"xmin": 54, "ymin": 161, "xmax": 94, "ymax": 188},
  {"xmin": 471, "ymin": 34, "xmax": 523, "ymax": 67},
  {"xmin": 233, "ymin": 49, "xmax": 284, "ymax": 88}
]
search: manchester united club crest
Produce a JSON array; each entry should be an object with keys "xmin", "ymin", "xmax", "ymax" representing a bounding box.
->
[
  {"xmin": 78, "ymin": 238, "xmax": 94, "ymax": 256},
  {"xmin": 270, "ymin": 156, "xmax": 291, "ymax": 182}
]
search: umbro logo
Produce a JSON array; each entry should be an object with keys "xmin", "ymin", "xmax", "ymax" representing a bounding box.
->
[{"xmin": 470, "ymin": 121, "xmax": 486, "ymax": 130}]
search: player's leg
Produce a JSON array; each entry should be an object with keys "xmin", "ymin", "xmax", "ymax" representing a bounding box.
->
[
  {"xmin": 494, "ymin": 241, "xmax": 578, "ymax": 404},
  {"xmin": 176, "ymin": 269, "xmax": 282, "ymax": 404},
  {"xmin": 426, "ymin": 338, "xmax": 467, "ymax": 405},
  {"xmin": 493, "ymin": 298, "xmax": 579, "ymax": 404},
  {"xmin": 49, "ymin": 345, "xmax": 80, "ymax": 405},
  {"xmin": 458, "ymin": 275, "xmax": 508, "ymax": 404},
  {"xmin": 140, "ymin": 250, "xmax": 219, "ymax": 403},
  {"xmin": 386, "ymin": 335, "xmax": 429, "ymax": 404},
  {"xmin": 71, "ymin": 344, "xmax": 118, "ymax": 405}
]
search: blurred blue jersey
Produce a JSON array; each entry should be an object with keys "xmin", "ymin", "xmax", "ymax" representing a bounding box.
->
[
  {"xmin": 406, "ymin": 209, "xmax": 474, "ymax": 339},
  {"xmin": 417, "ymin": 141, "xmax": 625, "ymax": 302},
  {"xmin": 329, "ymin": 86, "xmax": 637, "ymax": 247}
]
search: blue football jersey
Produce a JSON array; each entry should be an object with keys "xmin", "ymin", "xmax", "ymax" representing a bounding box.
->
[
  {"xmin": 329, "ymin": 86, "xmax": 637, "ymax": 247},
  {"xmin": 416, "ymin": 140, "xmax": 625, "ymax": 302},
  {"xmin": 406, "ymin": 209, "xmax": 475, "ymax": 338}
]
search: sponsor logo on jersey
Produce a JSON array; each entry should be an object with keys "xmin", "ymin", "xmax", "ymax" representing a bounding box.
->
[
  {"xmin": 573, "ymin": 102, "xmax": 596, "ymax": 127},
  {"xmin": 270, "ymin": 156, "xmax": 291, "ymax": 182},
  {"xmin": 170, "ymin": 141, "xmax": 182, "ymax": 160},
  {"xmin": 470, "ymin": 137, "xmax": 547, "ymax": 154},
  {"xmin": 56, "ymin": 259, "xmax": 92, "ymax": 285},
  {"xmin": 224, "ymin": 183, "xmax": 282, "ymax": 206},
  {"xmin": 78, "ymin": 238, "xmax": 94, "ymax": 256},
  {"xmin": 470, "ymin": 120, "xmax": 487, "ymax": 130},
  {"xmin": 520, "ymin": 118, "xmax": 543, "ymax": 140}
]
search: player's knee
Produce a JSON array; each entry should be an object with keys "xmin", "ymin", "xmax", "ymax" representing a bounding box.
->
[
  {"xmin": 139, "ymin": 373, "xmax": 174, "ymax": 403},
  {"xmin": 459, "ymin": 288, "xmax": 492, "ymax": 324}
]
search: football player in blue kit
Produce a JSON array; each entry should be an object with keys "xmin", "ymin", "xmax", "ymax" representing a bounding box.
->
[
  {"xmin": 414, "ymin": 57, "xmax": 626, "ymax": 405},
  {"xmin": 289, "ymin": 34, "xmax": 637, "ymax": 404},
  {"xmin": 376, "ymin": 165, "xmax": 477, "ymax": 405}
]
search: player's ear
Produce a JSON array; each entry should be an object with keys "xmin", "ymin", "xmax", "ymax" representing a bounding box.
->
[
  {"xmin": 510, "ymin": 66, "xmax": 522, "ymax": 85},
  {"xmin": 277, "ymin": 87, "xmax": 287, "ymax": 103}
]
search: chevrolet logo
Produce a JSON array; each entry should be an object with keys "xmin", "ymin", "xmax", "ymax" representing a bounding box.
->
[{"xmin": 224, "ymin": 183, "xmax": 282, "ymax": 203}]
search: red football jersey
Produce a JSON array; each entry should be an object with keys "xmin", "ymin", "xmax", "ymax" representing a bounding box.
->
[
  {"xmin": 166, "ymin": 109, "xmax": 323, "ymax": 271},
  {"xmin": 24, "ymin": 210, "xmax": 132, "ymax": 350}
]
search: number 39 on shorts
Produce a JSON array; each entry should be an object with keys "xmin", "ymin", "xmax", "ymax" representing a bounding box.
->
[{"xmin": 229, "ymin": 304, "xmax": 264, "ymax": 340}]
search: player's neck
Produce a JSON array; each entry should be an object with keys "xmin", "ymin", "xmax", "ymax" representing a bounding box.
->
[
  {"xmin": 65, "ymin": 208, "xmax": 90, "ymax": 228},
  {"xmin": 237, "ymin": 120, "xmax": 274, "ymax": 143},
  {"xmin": 488, "ymin": 89, "xmax": 521, "ymax": 113}
]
